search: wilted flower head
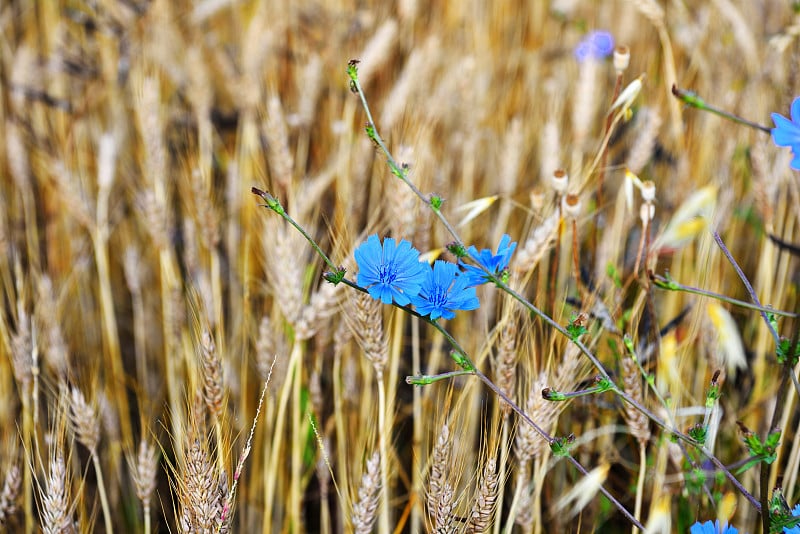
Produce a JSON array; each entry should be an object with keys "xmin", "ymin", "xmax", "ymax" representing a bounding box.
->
[
  {"xmin": 574, "ymin": 30, "xmax": 615, "ymax": 62},
  {"xmin": 411, "ymin": 260, "xmax": 480, "ymax": 320},
  {"xmin": 771, "ymin": 97, "xmax": 800, "ymax": 170},
  {"xmin": 355, "ymin": 235, "xmax": 427, "ymax": 306},
  {"xmin": 460, "ymin": 234, "xmax": 517, "ymax": 287}
]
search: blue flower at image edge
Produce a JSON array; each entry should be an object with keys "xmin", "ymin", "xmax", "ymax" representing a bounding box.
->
[
  {"xmin": 575, "ymin": 30, "xmax": 615, "ymax": 62},
  {"xmin": 689, "ymin": 520, "xmax": 738, "ymax": 534},
  {"xmin": 771, "ymin": 96, "xmax": 800, "ymax": 170},
  {"xmin": 785, "ymin": 504, "xmax": 800, "ymax": 534},
  {"xmin": 460, "ymin": 234, "xmax": 517, "ymax": 287},
  {"xmin": 411, "ymin": 260, "xmax": 480, "ymax": 320},
  {"xmin": 355, "ymin": 235, "xmax": 427, "ymax": 306}
]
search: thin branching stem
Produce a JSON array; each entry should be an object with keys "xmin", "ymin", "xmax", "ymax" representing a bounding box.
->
[{"xmin": 651, "ymin": 273, "xmax": 798, "ymax": 318}]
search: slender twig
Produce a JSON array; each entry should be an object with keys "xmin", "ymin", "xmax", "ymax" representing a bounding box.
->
[
  {"xmin": 651, "ymin": 273, "xmax": 798, "ymax": 318},
  {"xmin": 713, "ymin": 232, "xmax": 780, "ymax": 344},
  {"xmin": 671, "ymin": 85, "xmax": 771, "ymax": 134}
]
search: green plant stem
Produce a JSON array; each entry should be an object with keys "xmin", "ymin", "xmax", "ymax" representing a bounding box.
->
[
  {"xmin": 713, "ymin": 231, "xmax": 779, "ymax": 344},
  {"xmin": 671, "ymin": 85, "xmax": 771, "ymax": 134},
  {"xmin": 651, "ymin": 273, "xmax": 798, "ymax": 318},
  {"xmin": 764, "ymin": 327, "xmax": 800, "ymax": 532},
  {"xmin": 347, "ymin": 70, "xmax": 466, "ymax": 247}
]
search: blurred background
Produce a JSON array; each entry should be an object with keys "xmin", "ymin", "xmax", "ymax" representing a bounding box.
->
[{"xmin": 0, "ymin": 0, "xmax": 798, "ymax": 532}]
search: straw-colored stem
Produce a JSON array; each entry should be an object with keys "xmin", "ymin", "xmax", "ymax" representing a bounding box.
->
[
  {"xmin": 492, "ymin": 420, "xmax": 510, "ymax": 534},
  {"xmin": 548, "ymin": 215, "xmax": 563, "ymax": 315},
  {"xmin": 144, "ymin": 502, "xmax": 151, "ymax": 534},
  {"xmin": 263, "ymin": 341, "xmax": 301, "ymax": 532},
  {"xmin": 595, "ymin": 70, "xmax": 625, "ymax": 249},
  {"xmin": 633, "ymin": 442, "xmax": 646, "ymax": 534},
  {"xmin": 92, "ymin": 227, "xmax": 133, "ymax": 448},
  {"xmin": 160, "ymin": 250, "xmax": 185, "ymax": 453},
  {"xmin": 91, "ymin": 450, "xmax": 113, "ymax": 534},
  {"xmin": 377, "ymin": 373, "xmax": 390, "ymax": 534},
  {"xmin": 21, "ymin": 386, "xmax": 33, "ymax": 534},
  {"xmin": 290, "ymin": 340, "xmax": 304, "ymax": 529},
  {"xmin": 410, "ymin": 317, "xmax": 422, "ymax": 534},
  {"xmin": 571, "ymin": 218, "xmax": 584, "ymax": 302}
]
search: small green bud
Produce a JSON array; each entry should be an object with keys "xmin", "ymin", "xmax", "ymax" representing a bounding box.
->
[
  {"xmin": 346, "ymin": 59, "xmax": 360, "ymax": 81},
  {"xmin": 567, "ymin": 313, "xmax": 588, "ymax": 340},
  {"xmin": 688, "ymin": 423, "xmax": 707, "ymax": 445},
  {"xmin": 323, "ymin": 267, "xmax": 346, "ymax": 285},
  {"xmin": 549, "ymin": 434, "xmax": 575, "ymax": 457},
  {"xmin": 446, "ymin": 242, "xmax": 467, "ymax": 258},
  {"xmin": 542, "ymin": 388, "xmax": 567, "ymax": 402}
]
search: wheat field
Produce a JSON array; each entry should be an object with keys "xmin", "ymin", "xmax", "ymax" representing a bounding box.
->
[{"xmin": 1, "ymin": 1, "xmax": 799, "ymax": 533}]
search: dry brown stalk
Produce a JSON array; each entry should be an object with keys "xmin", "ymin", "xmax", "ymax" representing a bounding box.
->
[{"xmin": 352, "ymin": 451, "xmax": 381, "ymax": 534}]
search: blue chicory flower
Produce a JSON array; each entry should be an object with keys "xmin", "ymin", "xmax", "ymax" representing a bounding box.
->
[
  {"xmin": 411, "ymin": 260, "xmax": 480, "ymax": 320},
  {"xmin": 689, "ymin": 520, "xmax": 738, "ymax": 534},
  {"xmin": 354, "ymin": 234, "xmax": 427, "ymax": 306},
  {"xmin": 772, "ymin": 96, "xmax": 800, "ymax": 170},
  {"xmin": 459, "ymin": 234, "xmax": 517, "ymax": 287},
  {"xmin": 785, "ymin": 504, "xmax": 800, "ymax": 534},
  {"xmin": 574, "ymin": 30, "xmax": 615, "ymax": 62}
]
